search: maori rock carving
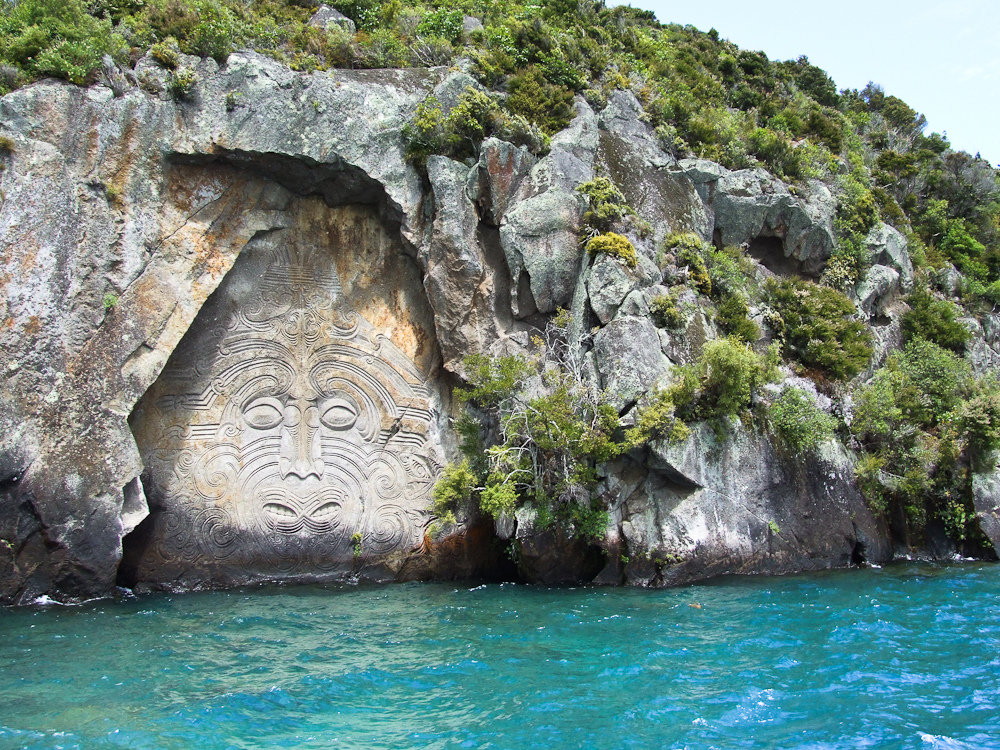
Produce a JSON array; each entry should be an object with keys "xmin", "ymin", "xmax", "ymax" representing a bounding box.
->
[{"xmin": 131, "ymin": 225, "xmax": 441, "ymax": 582}]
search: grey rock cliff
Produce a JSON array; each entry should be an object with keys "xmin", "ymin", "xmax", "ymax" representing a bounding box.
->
[{"xmin": 0, "ymin": 55, "xmax": 904, "ymax": 602}]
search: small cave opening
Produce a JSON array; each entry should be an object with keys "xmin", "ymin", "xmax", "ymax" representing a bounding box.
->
[
  {"xmin": 850, "ymin": 540, "xmax": 867, "ymax": 567},
  {"xmin": 116, "ymin": 508, "xmax": 158, "ymax": 589},
  {"xmin": 747, "ymin": 234, "xmax": 817, "ymax": 279}
]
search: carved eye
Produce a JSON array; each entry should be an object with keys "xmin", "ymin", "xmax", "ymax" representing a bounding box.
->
[
  {"xmin": 319, "ymin": 398, "xmax": 358, "ymax": 430},
  {"xmin": 243, "ymin": 398, "xmax": 284, "ymax": 430}
]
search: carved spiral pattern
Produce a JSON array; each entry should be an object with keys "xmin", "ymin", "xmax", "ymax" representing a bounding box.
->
[
  {"xmin": 133, "ymin": 234, "xmax": 442, "ymax": 582},
  {"xmin": 364, "ymin": 504, "xmax": 412, "ymax": 554}
]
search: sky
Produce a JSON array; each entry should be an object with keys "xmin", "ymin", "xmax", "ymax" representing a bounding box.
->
[{"xmin": 614, "ymin": 0, "xmax": 1000, "ymax": 165}]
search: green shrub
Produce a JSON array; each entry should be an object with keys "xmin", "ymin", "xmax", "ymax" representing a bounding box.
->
[
  {"xmin": 150, "ymin": 36, "xmax": 180, "ymax": 69},
  {"xmin": 0, "ymin": 136, "xmax": 14, "ymax": 156},
  {"xmin": 187, "ymin": 0, "xmax": 235, "ymax": 63},
  {"xmin": 456, "ymin": 352, "xmax": 531, "ymax": 408},
  {"xmin": 585, "ymin": 232, "xmax": 636, "ymax": 267},
  {"xmin": 699, "ymin": 338, "xmax": 772, "ymax": 418},
  {"xmin": 662, "ymin": 233, "xmax": 712, "ymax": 296},
  {"xmin": 416, "ymin": 8, "xmax": 463, "ymax": 45},
  {"xmin": 650, "ymin": 291, "xmax": 683, "ymax": 329},
  {"xmin": 768, "ymin": 277, "xmax": 872, "ymax": 380},
  {"xmin": 714, "ymin": 294, "xmax": 759, "ymax": 343},
  {"xmin": 855, "ymin": 452, "xmax": 889, "ymax": 515},
  {"xmin": 767, "ymin": 387, "xmax": 836, "ymax": 452},
  {"xmin": 478, "ymin": 477, "xmax": 519, "ymax": 519},
  {"xmin": 851, "ymin": 369, "xmax": 905, "ymax": 448},
  {"xmin": 404, "ymin": 86, "xmax": 550, "ymax": 166},
  {"xmin": 624, "ymin": 388, "xmax": 690, "ymax": 448},
  {"xmin": 432, "ymin": 459, "xmax": 476, "ymax": 524},
  {"xmin": 941, "ymin": 220, "xmax": 989, "ymax": 280},
  {"xmin": 357, "ymin": 28, "xmax": 409, "ymax": 68},
  {"xmin": 705, "ymin": 244, "xmax": 756, "ymax": 300},
  {"xmin": 850, "ymin": 337, "xmax": 991, "ymax": 543},
  {"xmin": 747, "ymin": 127, "xmax": 801, "ymax": 180},
  {"xmin": 505, "ymin": 66, "xmax": 574, "ymax": 136},
  {"xmin": 1, "ymin": 0, "xmax": 113, "ymax": 84},
  {"xmin": 890, "ymin": 338, "xmax": 972, "ymax": 427},
  {"xmin": 901, "ymin": 285, "xmax": 970, "ymax": 352},
  {"xmin": 576, "ymin": 177, "xmax": 634, "ymax": 232},
  {"xmin": 671, "ymin": 337, "xmax": 776, "ymax": 425},
  {"xmin": 956, "ymin": 390, "xmax": 1000, "ymax": 470},
  {"xmin": 168, "ymin": 66, "xmax": 198, "ymax": 99}
]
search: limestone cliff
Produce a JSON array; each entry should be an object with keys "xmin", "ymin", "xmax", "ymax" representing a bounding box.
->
[{"xmin": 0, "ymin": 53, "xmax": 995, "ymax": 603}]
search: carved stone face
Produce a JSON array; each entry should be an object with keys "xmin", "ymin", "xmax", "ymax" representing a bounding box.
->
[{"xmin": 131, "ymin": 220, "xmax": 441, "ymax": 581}]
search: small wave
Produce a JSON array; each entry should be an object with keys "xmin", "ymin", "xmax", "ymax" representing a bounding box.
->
[{"xmin": 919, "ymin": 732, "xmax": 972, "ymax": 749}]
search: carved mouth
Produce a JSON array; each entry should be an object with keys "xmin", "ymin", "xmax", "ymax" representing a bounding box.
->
[{"xmin": 258, "ymin": 489, "xmax": 350, "ymax": 534}]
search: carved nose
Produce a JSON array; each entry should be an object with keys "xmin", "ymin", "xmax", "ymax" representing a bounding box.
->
[
  {"xmin": 279, "ymin": 456, "xmax": 325, "ymax": 480},
  {"xmin": 278, "ymin": 399, "xmax": 325, "ymax": 480}
]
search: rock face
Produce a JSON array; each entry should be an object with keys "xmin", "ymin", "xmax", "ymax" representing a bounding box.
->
[
  {"xmin": 680, "ymin": 159, "xmax": 836, "ymax": 275},
  {"xmin": 623, "ymin": 423, "xmax": 890, "ymax": 584},
  {"xmin": 122, "ymin": 201, "xmax": 445, "ymax": 588},
  {"xmin": 0, "ymin": 53, "xmax": 922, "ymax": 602},
  {"xmin": 0, "ymin": 54, "xmax": 451, "ymax": 602},
  {"xmin": 973, "ymin": 468, "xmax": 1000, "ymax": 557}
]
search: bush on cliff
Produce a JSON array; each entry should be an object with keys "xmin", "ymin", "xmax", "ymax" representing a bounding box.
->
[
  {"xmin": 669, "ymin": 337, "xmax": 778, "ymax": 430},
  {"xmin": 767, "ymin": 387, "xmax": 836, "ymax": 453},
  {"xmin": 768, "ymin": 277, "xmax": 872, "ymax": 381},
  {"xmin": 660, "ymin": 233, "xmax": 712, "ymax": 297},
  {"xmin": 0, "ymin": 0, "xmax": 114, "ymax": 84},
  {"xmin": 584, "ymin": 232, "xmax": 637, "ymax": 268},
  {"xmin": 433, "ymin": 311, "xmax": 686, "ymax": 541},
  {"xmin": 403, "ymin": 86, "xmax": 549, "ymax": 166},
  {"xmin": 850, "ymin": 339, "xmax": 996, "ymax": 545},
  {"xmin": 901, "ymin": 284, "xmax": 970, "ymax": 353}
]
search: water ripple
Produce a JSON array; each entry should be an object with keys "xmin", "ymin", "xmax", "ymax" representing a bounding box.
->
[{"xmin": 0, "ymin": 563, "xmax": 998, "ymax": 749}]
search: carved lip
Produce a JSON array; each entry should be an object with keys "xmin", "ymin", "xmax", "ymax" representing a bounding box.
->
[{"xmin": 258, "ymin": 488, "xmax": 351, "ymax": 534}]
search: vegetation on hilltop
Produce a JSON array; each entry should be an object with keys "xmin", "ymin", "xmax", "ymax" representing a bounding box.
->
[{"xmin": 3, "ymin": 0, "xmax": 997, "ymax": 285}]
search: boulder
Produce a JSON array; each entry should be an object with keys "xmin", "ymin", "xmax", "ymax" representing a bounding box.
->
[
  {"xmin": 585, "ymin": 251, "xmax": 658, "ymax": 325},
  {"xmin": 596, "ymin": 92, "xmax": 711, "ymax": 247},
  {"xmin": 592, "ymin": 316, "xmax": 672, "ymax": 410},
  {"xmin": 972, "ymin": 469, "xmax": 1000, "ymax": 557},
  {"xmin": 307, "ymin": 5, "xmax": 356, "ymax": 34},
  {"xmin": 855, "ymin": 264, "xmax": 901, "ymax": 320},
  {"xmin": 602, "ymin": 422, "xmax": 891, "ymax": 586},
  {"xmin": 938, "ymin": 264, "xmax": 963, "ymax": 297},
  {"xmin": 865, "ymin": 222, "xmax": 913, "ymax": 292},
  {"xmin": 500, "ymin": 189, "xmax": 585, "ymax": 316},
  {"xmin": 425, "ymin": 156, "xmax": 500, "ymax": 371},
  {"xmin": 490, "ymin": 101, "xmax": 598, "ymax": 317},
  {"xmin": 473, "ymin": 137, "xmax": 536, "ymax": 224}
]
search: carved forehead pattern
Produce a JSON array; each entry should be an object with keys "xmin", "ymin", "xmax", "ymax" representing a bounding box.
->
[{"xmin": 134, "ymin": 238, "xmax": 441, "ymax": 581}]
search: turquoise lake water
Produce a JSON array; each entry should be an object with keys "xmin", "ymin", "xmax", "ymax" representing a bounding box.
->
[{"xmin": 1, "ymin": 563, "xmax": 998, "ymax": 749}]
